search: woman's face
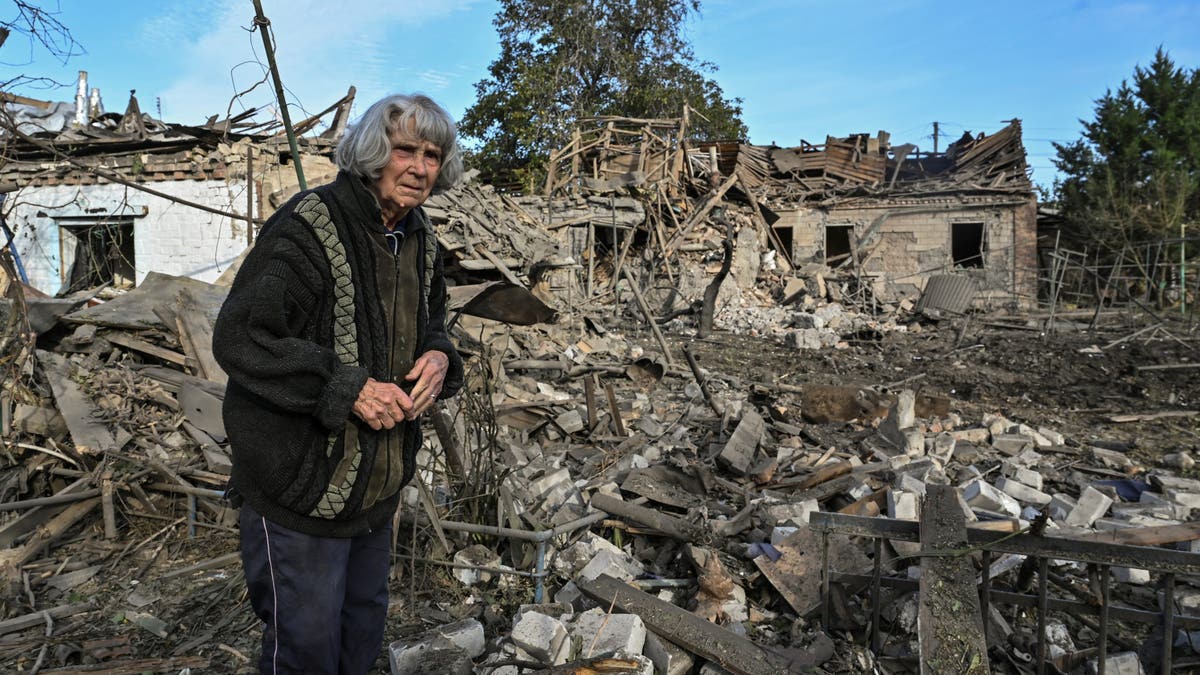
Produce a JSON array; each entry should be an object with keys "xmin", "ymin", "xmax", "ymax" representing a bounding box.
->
[{"xmin": 372, "ymin": 125, "xmax": 443, "ymax": 224}]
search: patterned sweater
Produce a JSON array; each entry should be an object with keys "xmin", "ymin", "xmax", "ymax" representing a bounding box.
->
[{"xmin": 213, "ymin": 171, "xmax": 463, "ymax": 537}]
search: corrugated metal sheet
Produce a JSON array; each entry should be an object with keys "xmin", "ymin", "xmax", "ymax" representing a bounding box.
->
[{"xmin": 915, "ymin": 274, "xmax": 979, "ymax": 315}]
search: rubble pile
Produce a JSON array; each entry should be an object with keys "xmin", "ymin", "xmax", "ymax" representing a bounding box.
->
[{"xmin": 3, "ymin": 109, "xmax": 1200, "ymax": 675}]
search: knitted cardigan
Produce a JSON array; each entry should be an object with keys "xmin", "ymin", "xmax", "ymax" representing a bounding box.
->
[{"xmin": 213, "ymin": 171, "xmax": 463, "ymax": 537}]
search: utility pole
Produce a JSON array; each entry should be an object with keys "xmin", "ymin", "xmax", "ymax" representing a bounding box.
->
[
  {"xmin": 251, "ymin": 0, "xmax": 307, "ymax": 191},
  {"xmin": 932, "ymin": 121, "xmax": 940, "ymax": 154}
]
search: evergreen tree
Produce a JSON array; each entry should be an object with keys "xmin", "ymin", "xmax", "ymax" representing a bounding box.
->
[
  {"xmin": 1052, "ymin": 48, "xmax": 1200, "ymax": 256},
  {"xmin": 460, "ymin": 0, "xmax": 746, "ymax": 191}
]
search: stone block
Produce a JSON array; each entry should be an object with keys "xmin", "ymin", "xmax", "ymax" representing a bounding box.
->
[
  {"xmin": 1164, "ymin": 488, "xmax": 1200, "ymax": 510},
  {"xmin": 570, "ymin": 608, "xmax": 647, "ymax": 658},
  {"xmin": 453, "ymin": 544, "xmax": 500, "ymax": 586},
  {"xmin": 950, "ymin": 427, "xmax": 991, "ymax": 445},
  {"xmin": 889, "ymin": 490, "xmax": 920, "ymax": 521},
  {"xmin": 555, "ymin": 409, "xmax": 585, "ymax": 434},
  {"xmin": 512, "ymin": 612, "xmax": 568, "ymax": 664},
  {"xmin": 1037, "ymin": 427, "xmax": 1066, "ymax": 446},
  {"xmin": 771, "ymin": 526, "xmax": 799, "ymax": 545},
  {"xmin": 643, "ymin": 631, "xmax": 695, "ymax": 675},
  {"xmin": 514, "ymin": 603, "xmax": 573, "ymax": 626},
  {"xmin": 992, "ymin": 433, "xmax": 1032, "ymax": 456},
  {"xmin": 931, "ymin": 432, "xmax": 956, "ymax": 461},
  {"xmin": 388, "ymin": 619, "xmax": 485, "ymax": 675},
  {"xmin": 578, "ymin": 548, "xmax": 644, "ymax": 582},
  {"xmin": 719, "ymin": 409, "xmax": 764, "ymax": 475},
  {"xmin": 1007, "ymin": 465, "xmax": 1044, "ymax": 491},
  {"xmin": 964, "ymin": 480, "xmax": 1021, "ymax": 517},
  {"xmin": 1048, "ymin": 493, "xmax": 1076, "ymax": 522},
  {"xmin": 1066, "ymin": 486, "xmax": 1113, "ymax": 527},
  {"xmin": 1091, "ymin": 447, "xmax": 1132, "ymax": 469},
  {"xmin": 766, "ymin": 499, "xmax": 819, "ymax": 527},
  {"xmin": 897, "ymin": 473, "xmax": 927, "ymax": 496},
  {"xmin": 995, "ymin": 476, "xmax": 1052, "ymax": 506},
  {"xmin": 1112, "ymin": 567, "xmax": 1151, "ymax": 585}
]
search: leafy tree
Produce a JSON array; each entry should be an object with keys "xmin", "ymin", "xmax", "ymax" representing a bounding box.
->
[
  {"xmin": 1052, "ymin": 48, "xmax": 1199, "ymax": 263},
  {"xmin": 460, "ymin": 0, "xmax": 747, "ymax": 191}
]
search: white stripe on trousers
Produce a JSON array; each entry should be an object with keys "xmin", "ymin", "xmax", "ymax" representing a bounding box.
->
[{"xmin": 261, "ymin": 517, "xmax": 280, "ymax": 674}]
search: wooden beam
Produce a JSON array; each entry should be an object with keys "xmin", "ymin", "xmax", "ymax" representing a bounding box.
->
[
  {"xmin": 918, "ymin": 484, "xmax": 990, "ymax": 674},
  {"xmin": 38, "ymin": 350, "xmax": 115, "ymax": 455},
  {"xmin": 589, "ymin": 493, "xmax": 707, "ymax": 544},
  {"xmin": 174, "ymin": 288, "xmax": 227, "ymax": 386},
  {"xmin": 577, "ymin": 574, "xmax": 796, "ymax": 675}
]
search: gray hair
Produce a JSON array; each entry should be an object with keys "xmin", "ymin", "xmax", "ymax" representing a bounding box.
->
[{"xmin": 335, "ymin": 94, "xmax": 464, "ymax": 194}]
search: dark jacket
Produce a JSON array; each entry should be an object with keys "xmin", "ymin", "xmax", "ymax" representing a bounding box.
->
[{"xmin": 213, "ymin": 171, "xmax": 463, "ymax": 537}]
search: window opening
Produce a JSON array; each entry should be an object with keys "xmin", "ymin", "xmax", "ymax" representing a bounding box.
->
[
  {"xmin": 59, "ymin": 218, "xmax": 136, "ymax": 293},
  {"xmin": 951, "ymin": 222, "xmax": 986, "ymax": 268},
  {"xmin": 824, "ymin": 224, "xmax": 853, "ymax": 265}
]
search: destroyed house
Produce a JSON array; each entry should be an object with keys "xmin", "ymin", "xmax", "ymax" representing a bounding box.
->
[
  {"xmin": 755, "ymin": 121, "xmax": 1037, "ymax": 310},
  {"xmin": 0, "ymin": 76, "xmax": 352, "ymax": 296}
]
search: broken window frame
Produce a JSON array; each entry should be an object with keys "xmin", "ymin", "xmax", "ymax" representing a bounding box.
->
[
  {"xmin": 824, "ymin": 223, "xmax": 854, "ymax": 266},
  {"xmin": 57, "ymin": 216, "xmax": 136, "ymax": 294},
  {"xmin": 951, "ymin": 221, "xmax": 987, "ymax": 269}
]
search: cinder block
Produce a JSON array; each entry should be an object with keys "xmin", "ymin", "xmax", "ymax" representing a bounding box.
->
[
  {"xmin": 995, "ymin": 476, "xmax": 1052, "ymax": 506},
  {"xmin": 388, "ymin": 618, "xmax": 485, "ymax": 675},
  {"xmin": 1086, "ymin": 651, "xmax": 1145, "ymax": 675},
  {"xmin": 1048, "ymin": 494, "xmax": 1076, "ymax": 521},
  {"xmin": 889, "ymin": 490, "xmax": 920, "ymax": 521},
  {"xmin": 1010, "ymin": 466, "xmax": 1044, "ymax": 491},
  {"xmin": 1112, "ymin": 567, "xmax": 1151, "ymax": 585},
  {"xmin": 992, "ymin": 434, "xmax": 1032, "ymax": 456},
  {"xmin": 964, "ymin": 480, "xmax": 1021, "ymax": 517},
  {"xmin": 570, "ymin": 608, "xmax": 647, "ymax": 658},
  {"xmin": 1066, "ymin": 486, "xmax": 1113, "ymax": 527},
  {"xmin": 578, "ymin": 548, "xmax": 644, "ymax": 582},
  {"xmin": 643, "ymin": 631, "xmax": 695, "ymax": 675},
  {"xmin": 512, "ymin": 612, "xmax": 568, "ymax": 664}
]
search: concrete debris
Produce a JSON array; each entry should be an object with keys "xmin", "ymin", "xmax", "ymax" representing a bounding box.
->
[{"xmin": 3, "ymin": 109, "xmax": 1200, "ymax": 674}]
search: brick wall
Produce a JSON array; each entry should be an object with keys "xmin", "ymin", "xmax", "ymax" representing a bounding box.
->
[
  {"xmin": 9, "ymin": 180, "xmax": 250, "ymax": 295},
  {"xmin": 775, "ymin": 196, "xmax": 1035, "ymax": 308}
]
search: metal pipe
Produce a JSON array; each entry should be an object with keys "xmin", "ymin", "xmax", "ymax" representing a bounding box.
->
[
  {"xmin": 980, "ymin": 549, "xmax": 992, "ymax": 631},
  {"xmin": 187, "ymin": 494, "xmax": 197, "ymax": 539},
  {"xmin": 1037, "ymin": 557, "xmax": 1048, "ymax": 675},
  {"xmin": 251, "ymin": 0, "xmax": 306, "ymax": 191},
  {"xmin": 820, "ymin": 530, "xmax": 831, "ymax": 630},
  {"xmin": 1099, "ymin": 565, "xmax": 1110, "ymax": 675},
  {"xmin": 871, "ymin": 537, "xmax": 881, "ymax": 653},
  {"xmin": 428, "ymin": 509, "xmax": 609, "ymax": 602},
  {"xmin": 1163, "ymin": 573, "xmax": 1176, "ymax": 675}
]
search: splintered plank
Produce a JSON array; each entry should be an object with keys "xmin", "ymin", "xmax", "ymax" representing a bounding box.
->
[
  {"xmin": 174, "ymin": 288, "xmax": 227, "ymax": 386},
  {"xmin": 1063, "ymin": 521, "xmax": 1200, "ymax": 547},
  {"xmin": 37, "ymin": 350, "xmax": 115, "ymax": 455},
  {"xmin": 105, "ymin": 332, "xmax": 188, "ymax": 367},
  {"xmin": 918, "ymin": 485, "xmax": 990, "ymax": 674},
  {"xmin": 577, "ymin": 574, "xmax": 795, "ymax": 675}
]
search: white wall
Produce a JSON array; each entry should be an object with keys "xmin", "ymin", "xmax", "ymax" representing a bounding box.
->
[{"xmin": 7, "ymin": 179, "xmax": 251, "ymax": 296}]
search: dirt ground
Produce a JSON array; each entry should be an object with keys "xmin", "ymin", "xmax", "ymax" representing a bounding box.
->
[{"xmin": 4, "ymin": 315, "xmax": 1199, "ymax": 674}]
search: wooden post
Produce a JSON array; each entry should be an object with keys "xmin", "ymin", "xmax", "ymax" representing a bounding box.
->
[
  {"xmin": 621, "ymin": 266, "xmax": 675, "ymax": 366},
  {"xmin": 101, "ymin": 470, "xmax": 116, "ymax": 539}
]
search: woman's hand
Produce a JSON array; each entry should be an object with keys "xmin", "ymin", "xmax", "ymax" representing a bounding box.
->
[
  {"xmin": 352, "ymin": 377, "xmax": 411, "ymax": 430},
  {"xmin": 401, "ymin": 350, "xmax": 449, "ymax": 417}
]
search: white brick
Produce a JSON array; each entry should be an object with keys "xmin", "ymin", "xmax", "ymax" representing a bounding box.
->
[
  {"xmin": 995, "ymin": 476, "xmax": 1052, "ymax": 506},
  {"xmin": 964, "ymin": 480, "xmax": 1021, "ymax": 517},
  {"xmin": 1066, "ymin": 487, "xmax": 1113, "ymax": 527},
  {"xmin": 512, "ymin": 612, "xmax": 568, "ymax": 664},
  {"xmin": 570, "ymin": 608, "xmax": 647, "ymax": 658}
]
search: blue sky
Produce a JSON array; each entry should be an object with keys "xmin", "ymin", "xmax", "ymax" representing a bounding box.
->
[{"xmin": 5, "ymin": 0, "xmax": 1200, "ymax": 190}]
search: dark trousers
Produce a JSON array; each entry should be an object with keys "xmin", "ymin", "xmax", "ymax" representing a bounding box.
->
[{"xmin": 239, "ymin": 504, "xmax": 392, "ymax": 675}]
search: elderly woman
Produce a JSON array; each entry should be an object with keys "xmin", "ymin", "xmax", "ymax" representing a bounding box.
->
[{"xmin": 213, "ymin": 94, "xmax": 465, "ymax": 674}]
